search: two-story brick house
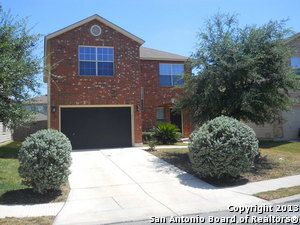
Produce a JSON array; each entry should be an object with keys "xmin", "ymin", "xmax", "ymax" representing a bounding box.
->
[
  {"xmin": 45, "ymin": 14, "xmax": 300, "ymax": 150},
  {"xmin": 44, "ymin": 14, "xmax": 193, "ymax": 149}
]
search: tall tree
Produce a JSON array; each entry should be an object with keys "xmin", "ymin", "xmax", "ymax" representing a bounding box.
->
[
  {"xmin": 176, "ymin": 13, "xmax": 299, "ymax": 125},
  {"xmin": 0, "ymin": 6, "xmax": 41, "ymax": 129}
]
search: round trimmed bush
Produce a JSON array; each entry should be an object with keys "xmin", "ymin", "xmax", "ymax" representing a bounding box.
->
[
  {"xmin": 189, "ymin": 116, "xmax": 259, "ymax": 178},
  {"xmin": 18, "ymin": 129, "xmax": 72, "ymax": 194}
]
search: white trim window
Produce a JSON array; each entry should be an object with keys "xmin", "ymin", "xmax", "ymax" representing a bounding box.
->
[
  {"xmin": 2, "ymin": 125, "xmax": 6, "ymax": 134},
  {"xmin": 291, "ymin": 57, "xmax": 300, "ymax": 75},
  {"xmin": 156, "ymin": 107, "xmax": 165, "ymax": 122},
  {"xmin": 159, "ymin": 64, "xmax": 184, "ymax": 86},
  {"xmin": 79, "ymin": 46, "xmax": 114, "ymax": 76}
]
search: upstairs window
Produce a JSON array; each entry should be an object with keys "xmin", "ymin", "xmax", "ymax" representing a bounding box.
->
[
  {"xmin": 291, "ymin": 57, "xmax": 300, "ymax": 75},
  {"xmin": 79, "ymin": 46, "xmax": 114, "ymax": 76},
  {"xmin": 159, "ymin": 64, "xmax": 184, "ymax": 86}
]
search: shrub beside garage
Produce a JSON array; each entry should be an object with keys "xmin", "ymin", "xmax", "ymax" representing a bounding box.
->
[
  {"xmin": 143, "ymin": 122, "xmax": 181, "ymax": 145},
  {"xmin": 18, "ymin": 129, "xmax": 72, "ymax": 194},
  {"xmin": 152, "ymin": 122, "xmax": 181, "ymax": 145}
]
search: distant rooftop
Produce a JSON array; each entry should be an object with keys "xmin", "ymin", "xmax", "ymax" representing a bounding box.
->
[
  {"xmin": 140, "ymin": 47, "xmax": 188, "ymax": 61},
  {"xmin": 26, "ymin": 95, "xmax": 47, "ymax": 105},
  {"xmin": 34, "ymin": 112, "xmax": 47, "ymax": 121},
  {"xmin": 284, "ymin": 32, "xmax": 300, "ymax": 44}
]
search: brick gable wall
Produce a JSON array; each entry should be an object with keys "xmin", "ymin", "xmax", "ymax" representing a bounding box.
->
[
  {"xmin": 48, "ymin": 19, "xmax": 194, "ymax": 144},
  {"xmin": 48, "ymin": 19, "xmax": 143, "ymax": 143}
]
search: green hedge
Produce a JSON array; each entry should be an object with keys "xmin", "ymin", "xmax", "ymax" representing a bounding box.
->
[
  {"xmin": 18, "ymin": 129, "xmax": 72, "ymax": 194},
  {"xmin": 189, "ymin": 116, "xmax": 259, "ymax": 178}
]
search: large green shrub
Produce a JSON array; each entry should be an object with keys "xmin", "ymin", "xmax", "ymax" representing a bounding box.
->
[
  {"xmin": 189, "ymin": 116, "xmax": 259, "ymax": 178},
  {"xmin": 152, "ymin": 122, "xmax": 181, "ymax": 145},
  {"xmin": 18, "ymin": 129, "xmax": 72, "ymax": 194}
]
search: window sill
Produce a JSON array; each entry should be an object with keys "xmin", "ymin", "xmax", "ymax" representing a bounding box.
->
[
  {"xmin": 78, "ymin": 75, "xmax": 114, "ymax": 77},
  {"xmin": 159, "ymin": 86, "xmax": 183, "ymax": 88}
]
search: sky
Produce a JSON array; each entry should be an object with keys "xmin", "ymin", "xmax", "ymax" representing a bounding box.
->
[{"xmin": 1, "ymin": 0, "xmax": 300, "ymax": 95}]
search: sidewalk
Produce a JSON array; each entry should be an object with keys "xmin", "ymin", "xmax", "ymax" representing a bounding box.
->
[{"xmin": 225, "ymin": 174, "xmax": 300, "ymax": 195}]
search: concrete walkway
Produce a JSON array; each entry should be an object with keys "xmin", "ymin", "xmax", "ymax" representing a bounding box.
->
[
  {"xmin": 226, "ymin": 174, "xmax": 300, "ymax": 195},
  {"xmin": 53, "ymin": 148, "xmax": 270, "ymax": 225},
  {"xmin": 149, "ymin": 145, "xmax": 188, "ymax": 149}
]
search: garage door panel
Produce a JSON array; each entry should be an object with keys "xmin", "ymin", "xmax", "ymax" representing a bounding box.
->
[{"xmin": 61, "ymin": 107, "xmax": 132, "ymax": 149}]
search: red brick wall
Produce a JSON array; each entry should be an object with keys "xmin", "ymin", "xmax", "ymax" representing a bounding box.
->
[
  {"xmin": 48, "ymin": 19, "xmax": 194, "ymax": 142},
  {"xmin": 182, "ymin": 110, "xmax": 194, "ymax": 138},
  {"xmin": 48, "ymin": 19, "xmax": 143, "ymax": 143},
  {"xmin": 140, "ymin": 60, "xmax": 193, "ymax": 137}
]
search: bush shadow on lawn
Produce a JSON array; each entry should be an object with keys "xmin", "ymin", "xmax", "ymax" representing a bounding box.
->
[
  {"xmin": 0, "ymin": 141, "xmax": 21, "ymax": 159},
  {"xmin": 206, "ymin": 154, "xmax": 279, "ymax": 187},
  {"xmin": 0, "ymin": 188, "xmax": 64, "ymax": 205},
  {"xmin": 258, "ymin": 140, "xmax": 290, "ymax": 149},
  {"xmin": 151, "ymin": 148, "xmax": 279, "ymax": 188}
]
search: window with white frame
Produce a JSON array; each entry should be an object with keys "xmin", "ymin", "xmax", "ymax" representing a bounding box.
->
[
  {"xmin": 79, "ymin": 46, "xmax": 114, "ymax": 76},
  {"xmin": 2, "ymin": 125, "xmax": 6, "ymax": 134},
  {"xmin": 156, "ymin": 107, "xmax": 165, "ymax": 122},
  {"xmin": 159, "ymin": 64, "xmax": 184, "ymax": 86},
  {"xmin": 291, "ymin": 57, "xmax": 300, "ymax": 75}
]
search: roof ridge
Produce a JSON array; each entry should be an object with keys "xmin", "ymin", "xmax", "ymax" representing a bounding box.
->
[
  {"xmin": 284, "ymin": 32, "xmax": 300, "ymax": 44},
  {"xmin": 45, "ymin": 14, "xmax": 145, "ymax": 44}
]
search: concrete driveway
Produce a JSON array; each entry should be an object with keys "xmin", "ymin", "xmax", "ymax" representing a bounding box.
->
[{"xmin": 54, "ymin": 147, "xmax": 267, "ymax": 225}]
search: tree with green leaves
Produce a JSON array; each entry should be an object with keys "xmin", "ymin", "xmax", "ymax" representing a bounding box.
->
[
  {"xmin": 176, "ymin": 13, "xmax": 299, "ymax": 126},
  {"xmin": 0, "ymin": 6, "xmax": 41, "ymax": 129}
]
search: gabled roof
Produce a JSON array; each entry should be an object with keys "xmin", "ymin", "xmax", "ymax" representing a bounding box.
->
[
  {"xmin": 45, "ymin": 14, "xmax": 145, "ymax": 44},
  {"xmin": 140, "ymin": 47, "xmax": 188, "ymax": 61},
  {"xmin": 284, "ymin": 32, "xmax": 300, "ymax": 44},
  {"xmin": 33, "ymin": 113, "xmax": 47, "ymax": 121},
  {"xmin": 25, "ymin": 95, "xmax": 47, "ymax": 105}
]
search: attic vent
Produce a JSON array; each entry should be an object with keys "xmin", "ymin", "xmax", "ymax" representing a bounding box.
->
[{"xmin": 90, "ymin": 25, "xmax": 102, "ymax": 36}]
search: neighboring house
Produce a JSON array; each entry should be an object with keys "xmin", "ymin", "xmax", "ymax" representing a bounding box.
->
[
  {"xmin": 283, "ymin": 34, "xmax": 300, "ymax": 139},
  {"xmin": 13, "ymin": 95, "xmax": 48, "ymax": 141},
  {"xmin": 44, "ymin": 14, "xmax": 193, "ymax": 149},
  {"xmin": 0, "ymin": 95, "xmax": 47, "ymax": 144},
  {"xmin": 24, "ymin": 95, "xmax": 48, "ymax": 116},
  {"xmin": 0, "ymin": 123, "xmax": 12, "ymax": 144},
  {"xmin": 247, "ymin": 33, "xmax": 300, "ymax": 140}
]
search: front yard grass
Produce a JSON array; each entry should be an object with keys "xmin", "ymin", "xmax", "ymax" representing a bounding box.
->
[
  {"xmin": 151, "ymin": 141, "xmax": 300, "ymax": 186},
  {"xmin": 254, "ymin": 186, "xmax": 300, "ymax": 200},
  {"xmin": 0, "ymin": 216, "xmax": 54, "ymax": 225},
  {"xmin": 0, "ymin": 141, "xmax": 69, "ymax": 204}
]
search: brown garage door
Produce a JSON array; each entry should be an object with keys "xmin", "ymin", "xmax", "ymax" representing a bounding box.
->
[{"xmin": 61, "ymin": 107, "xmax": 132, "ymax": 149}]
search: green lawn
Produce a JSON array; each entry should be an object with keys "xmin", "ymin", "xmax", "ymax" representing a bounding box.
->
[
  {"xmin": 245, "ymin": 141, "xmax": 300, "ymax": 182},
  {"xmin": 0, "ymin": 141, "xmax": 25, "ymax": 196},
  {"xmin": 0, "ymin": 141, "xmax": 69, "ymax": 204},
  {"xmin": 254, "ymin": 186, "xmax": 300, "ymax": 200},
  {"xmin": 151, "ymin": 141, "xmax": 300, "ymax": 186},
  {"xmin": 0, "ymin": 216, "xmax": 54, "ymax": 225}
]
